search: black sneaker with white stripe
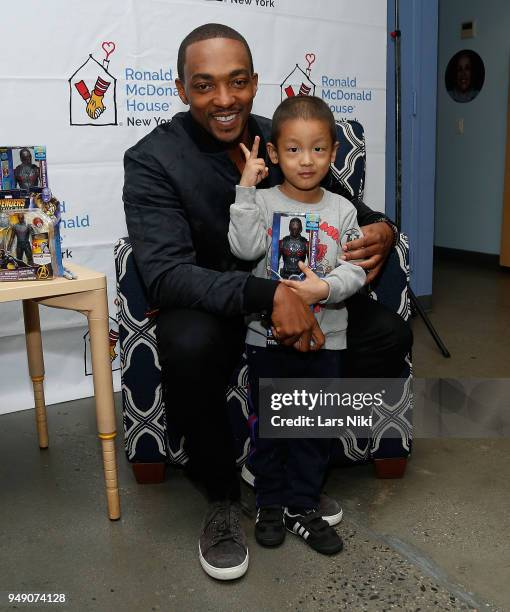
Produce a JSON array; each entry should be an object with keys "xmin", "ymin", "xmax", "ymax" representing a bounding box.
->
[
  {"xmin": 241, "ymin": 466, "xmax": 343, "ymax": 527},
  {"xmin": 284, "ymin": 508, "xmax": 343, "ymax": 555},
  {"xmin": 255, "ymin": 505, "xmax": 285, "ymax": 547}
]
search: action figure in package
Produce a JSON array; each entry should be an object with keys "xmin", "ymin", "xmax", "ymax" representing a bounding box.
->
[
  {"xmin": 0, "ymin": 145, "xmax": 63, "ymax": 280},
  {"xmin": 277, "ymin": 217, "xmax": 309, "ymax": 279},
  {"xmin": 0, "ymin": 146, "xmax": 48, "ymax": 191},
  {"xmin": 0, "ymin": 189, "xmax": 61, "ymax": 281},
  {"xmin": 265, "ymin": 211, "xmax": 320, "ymax": 345},
  {"xmin": 268, "ymin": 211, "xmax": 320, "ymax": 281}
]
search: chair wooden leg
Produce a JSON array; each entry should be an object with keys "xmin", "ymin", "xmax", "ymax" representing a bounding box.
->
[
  {"xmin": 132, "ymin": 462, "xmax": 166, "ymax": 484},
  {"xmin": 374, "ymin": 457, "xmax": 408, "ymax": 479},
  {"xmin": 22, "ymin": 300, "xmax": 49, "ymax": 449}
]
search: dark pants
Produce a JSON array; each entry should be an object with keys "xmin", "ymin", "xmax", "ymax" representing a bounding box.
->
[
  {"xmin": 156, "ymin": 308, "xmax": 246, "ymax": 502},
  {"xmin": 156, "ymin": 294, "xmax": 412, "ymax": 502},
  {"xmin": 346, "ymin": 293, "xmax": 413, "ymax": 378},
  {"xmin": 246, "ymin": 344, "xmax": 345, "ymax": 509}
]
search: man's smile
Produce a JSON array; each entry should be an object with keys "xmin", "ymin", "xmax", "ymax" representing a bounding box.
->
[{"xmin": 211, "ymin": 112, "xmax": 241, "ymax": 126}]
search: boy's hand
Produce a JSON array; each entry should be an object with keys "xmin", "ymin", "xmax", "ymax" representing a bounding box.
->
[
  {"xmin": 280, "ymin": 261, "xmax": 330, "ymax": 305},
  {"xmin": 239, "ymin": 136, "xmax": 269, "ymax": 187}
]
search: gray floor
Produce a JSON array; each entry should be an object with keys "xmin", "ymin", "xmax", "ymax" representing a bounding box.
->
[{"xmin": 1, "ymin": 258, "xmax": 509, "ymax": 612}]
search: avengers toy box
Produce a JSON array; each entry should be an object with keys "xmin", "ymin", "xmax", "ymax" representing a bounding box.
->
[{"xmin": 0, "ymin": 189, "xmax": 63, "ymax": 281}]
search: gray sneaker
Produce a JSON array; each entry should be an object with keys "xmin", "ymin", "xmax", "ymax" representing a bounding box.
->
[
  {"xmin": 319, "ymin": 494, "xmax": 343, "ymax": 526},
  {"xmin": 198, "ymin": 501, "xmax": 249, "ymax": 580}
]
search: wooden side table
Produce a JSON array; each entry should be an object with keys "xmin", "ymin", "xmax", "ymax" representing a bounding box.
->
[{"xmin": 0, "ymin": 263, "xmax": 121, "ymax": 520}]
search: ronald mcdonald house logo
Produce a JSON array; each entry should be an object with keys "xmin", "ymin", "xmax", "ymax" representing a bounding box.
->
[
  {"xmin": 69, "ymin": 42, "xmax": 181, "ymax": 128},
  {"xmin": 69, "ymin": 42, "xmax": 118, "ymax": 126},
  {"xmin": 280, "ymin": 53, "xmax": 375, "ymax": 119},
  {"xmin": 280, "ymin": 53, "xmax": 316, "ymax": 101}
]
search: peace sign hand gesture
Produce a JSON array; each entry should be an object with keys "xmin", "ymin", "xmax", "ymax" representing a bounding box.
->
[{"xmin": 239, "ymin": 136, "xmax": 269, "ymax": 187}]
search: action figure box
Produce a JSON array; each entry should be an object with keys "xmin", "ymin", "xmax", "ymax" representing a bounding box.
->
[
  {"xmin": 268, "ymin": 211, "xmax": 321, "ymax": 281},
  {"xmin": 0, "ymin": 187, "xmax": 63, "ymax": 281},
  {"xmin": 266, "ymin": 211, "xmax": 321, "ymax": 345},
  {"xmin": 0, "ymin": 146, "xmax": 48, "ymax": 191}
]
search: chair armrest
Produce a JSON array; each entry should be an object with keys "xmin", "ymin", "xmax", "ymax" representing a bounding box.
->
[{"xmin": 369, "ymin": 233, "xmax": 410, "ymax": 321}]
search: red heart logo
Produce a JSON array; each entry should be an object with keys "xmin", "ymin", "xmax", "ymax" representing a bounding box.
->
[
  {"xmin": 305, "ymin": 53, "xmax": 316, "ymax": 67},
  {"xmin": 102, "ymin": 41, "xmax": 116, "ymax": 60}
]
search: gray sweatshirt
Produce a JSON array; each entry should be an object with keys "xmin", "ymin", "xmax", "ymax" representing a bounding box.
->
[{"xmin": 229, "ymin": 185, "xmax": 366, "ymax": 350}]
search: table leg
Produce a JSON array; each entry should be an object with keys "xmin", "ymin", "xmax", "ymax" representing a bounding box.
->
[
  {"xmin": 86, "ymin": 290, "xmax": 121, "ymax": 521},
  {"xmin": 37, "ymin": 289, "xmax": 121, "ymax": 521},
  {"xmin": 22, "ymin": 300, "xmax": 49, "ymax": 449}
]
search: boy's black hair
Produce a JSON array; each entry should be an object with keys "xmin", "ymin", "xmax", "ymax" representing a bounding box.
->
[
  {"xmin": 271, "ymin": 96, "xmax": 337, "ymax": 144},
  {"xmin": 177, "ymin": 23, "xmax": 254, "ymax": 81}
]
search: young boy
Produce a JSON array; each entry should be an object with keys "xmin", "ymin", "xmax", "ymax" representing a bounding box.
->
[{"xmin": 228, "ymin": 96, "xmax": 366, "ymax": 555}]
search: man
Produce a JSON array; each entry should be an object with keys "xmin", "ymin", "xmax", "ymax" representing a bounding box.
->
[{"xmin": 123, "ymin": 23, "xmax": 412, "ymax": 581}]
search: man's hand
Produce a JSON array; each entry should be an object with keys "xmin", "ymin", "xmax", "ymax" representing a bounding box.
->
[
  {"xmin": 280, "ymin": 261, "xmax": 329, "ymax": 305},
  {"xmin": 239, "ymin": 136, "xmax": 269, "ymax": 187},
  {"xmin": 271, "ymin": 283, "xmax": 324, "ymax": 352},
  {"xmin": 341, "ymin": 221, "xmax": 394, "ymax": 284}
]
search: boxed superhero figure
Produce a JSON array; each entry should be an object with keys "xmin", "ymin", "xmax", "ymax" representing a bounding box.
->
[
  {"xmin": 0, "ymin": 146, "xmax": 48, "ymax": 191},
  {"xmin": 266, "ymin": 211, "xmax": 321, "ymax": 345},
  {"xmin": 267, "ymin": 211, "xmax": 321, "ymax": 281},
  {"xmin": 0, "ymin": 187, "xmax": 63, "ymax": 281}
]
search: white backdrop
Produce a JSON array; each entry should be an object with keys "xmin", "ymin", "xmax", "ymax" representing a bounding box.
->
[{"xmin": 0, "ymin": 0, "xmax": 386, "ymax": 414}]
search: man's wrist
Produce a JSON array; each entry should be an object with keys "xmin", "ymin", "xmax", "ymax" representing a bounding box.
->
[
  {"xmin": 243, "ymin": 276, "xmax": 279, "ymax": 315},
  {"xmin": 373, "ymin": 217, "xmax": 399, "ymax": 247}
]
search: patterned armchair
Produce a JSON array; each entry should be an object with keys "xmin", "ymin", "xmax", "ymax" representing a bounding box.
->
[{"xmin": 115, "ymin": 120, "xmax": 412, "ymax": 484}]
